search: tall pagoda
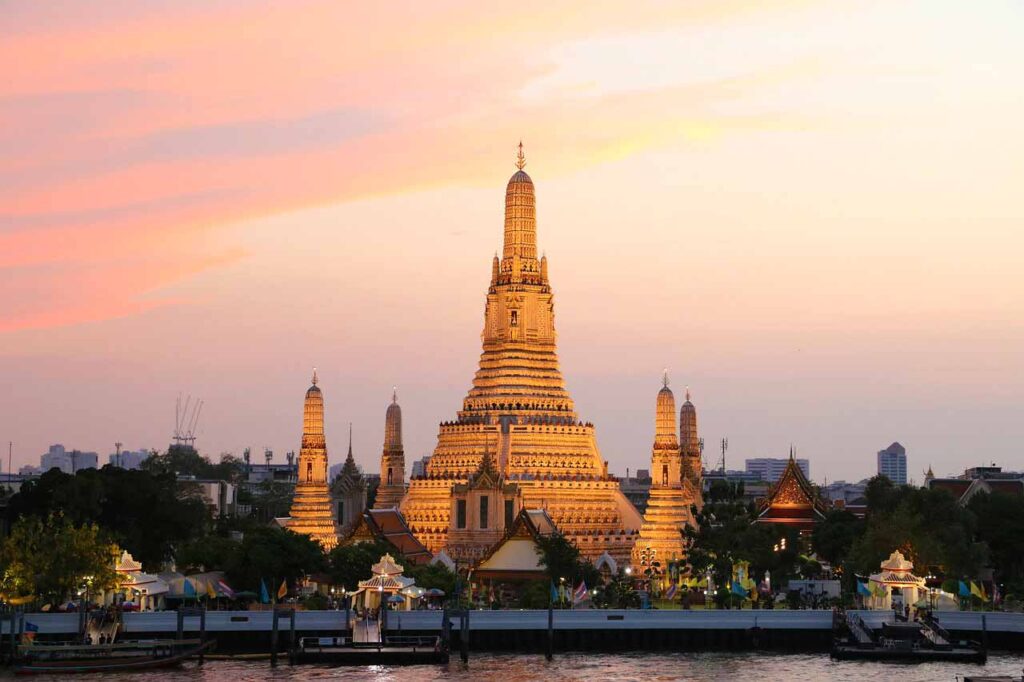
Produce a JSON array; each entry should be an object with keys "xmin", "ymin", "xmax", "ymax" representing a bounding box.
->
[
  {"xmin": 754, "ymin": 450, "xmax": 827, "ymax": 533},
  {"xmin": 631, "ymin": 376, "xmax": 700, "ymax": 578},
  {"xmin": 287, "ymin": 370, "xmax": 340, "ymax": 549},
  {"xmin": 374, "ymin": 390, "xmax": 406, "ymax": 509},
  {"xmin": 400, "ymin": 144, "xmax": 642, "ymax": 564}
]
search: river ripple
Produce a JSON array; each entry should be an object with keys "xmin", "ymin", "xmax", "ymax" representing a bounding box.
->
[{"xmin": 13, "ymin": 652, "xmax": 1024, "ymax": 681}]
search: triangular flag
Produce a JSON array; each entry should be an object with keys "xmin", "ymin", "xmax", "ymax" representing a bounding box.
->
[
  {"xmin": 970, "ymin": 581, "xmax": 988, "ymax": 602},
  {"xmin": 278, "ymin": 579, "xmax": 288, "ymax": 600},
  {"xmin": 206, "ymin": 580, "xmax": 217, "ymax": 599},
  {"xmin": 550, "ymin": 581, "xmax": 559, "ymax": 604},
  {"xmin": 183, "ymin": 578, "xmax": 196, "ymax": 598},
  {"xmin": 857, "ymin": 580, "xmax": 871, "ymax": 597},
  {"xmin": 959, "ymin": 580, "xmax": 970, "ymax": 598},
  {"xmin": 259, "ymin": 579, "xmax": 270, "ymax": 604}
]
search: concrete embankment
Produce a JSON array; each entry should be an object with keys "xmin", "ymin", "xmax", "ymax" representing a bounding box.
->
[{"xmin": 3, "ymin": 610, "xmax": 1023, "ymax": 653}]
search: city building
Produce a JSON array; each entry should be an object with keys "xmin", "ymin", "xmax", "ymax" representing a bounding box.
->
[
  {"xmin": 178, "ymin": 476, "xmax": 237, "ymax": 517},
  {"xmin": 399, "ymin": 147, "xmax": 642, "ymax": 565},
  {"xmin": 746, "ymin": 457, "xmax": 810, "ymax": 482},
  {"xmin": 877, "ymin": 442, "xmax": 907, "ymax": 485},
  {"xmin": 40, "ymin": 444, "xmax": 98, "ymax": 474},
  {"xmin": 411, "ymin": 455, "xmax": 431, "ymax": 479},
  {"xmin": 631, "ymin": 377, "xmax": 701, "ymax": 579},
  {"xmin": 701, "ymin": 470, "xmax": 769, "ymax": 505},
  {"xmin": 373, "ymin": 390, "xmax": 406, "ymax": 509},
  {"xmin": 927, "ymin": 465, "xmax": 1023, "ymax": 505},
  {"xmin": 286, "ymin": 370, "xmax": 341, "ymax": 549},
  {"xmin": 619, "ymin": 469, "xmax": 652, "ymax": 514},
  {"xmin": 108, "ymin": 448, "xmax": 151, "ymax": 470}
]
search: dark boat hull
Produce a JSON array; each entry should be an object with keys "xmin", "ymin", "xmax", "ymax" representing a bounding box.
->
[
  {"xmin": 13, "ymin": 641, "xmax": 213, "ymax": 675},
  {"xmin": 831, "ymin": 644, "xmax": 986, "ymax": 664}
]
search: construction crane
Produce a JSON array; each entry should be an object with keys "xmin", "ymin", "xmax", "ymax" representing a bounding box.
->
[{"xmin": 172, "ymin": 394, "xmax": 204, "ymax": 450}]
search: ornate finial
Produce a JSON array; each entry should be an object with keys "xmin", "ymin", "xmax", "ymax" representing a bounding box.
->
[
  {"xmin": 516, "ymin": 140, "xmax": 526, "ymax": 171},
  {"xmin": 348, "ymin": 422, "xmax": 353, "ymax": 456},
  {"xmin": 662, "ymin": 369, "xmax": 669, "ymax": 388},
  {"xmin": 789, "ymin": 444, "xmax": 795, "ymax": 459},
  {"xmin": 392, "ymin": 386, "xmax": 397, "ymax": 403},
  {"xmin": 312, "ymin": 367, "xmax": 318, "ymax": 386},
  {"xmin": 685, "ymin": 385, "xmax": 691, "ymax": 402}
]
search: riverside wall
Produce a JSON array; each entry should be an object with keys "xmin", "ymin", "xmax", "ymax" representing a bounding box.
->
[{"xmin": 3, "ymin": 610, "xmax": 1023, "ymax": 652}]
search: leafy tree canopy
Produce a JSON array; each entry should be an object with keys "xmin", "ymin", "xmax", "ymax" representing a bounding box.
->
[{"xmin": 0, "ymin": 513, "xmax": 120, "ymax": 604}]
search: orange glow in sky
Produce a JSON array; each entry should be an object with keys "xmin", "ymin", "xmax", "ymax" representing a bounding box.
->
[{"xmin": 2, "ymin": 1, "xmax": 1022, "ymax": 481}]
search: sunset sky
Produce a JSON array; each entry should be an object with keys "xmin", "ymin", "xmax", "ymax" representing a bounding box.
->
[{"xmin": 2, "ymin": 1, "xmax": 1022, "ymax": 482}]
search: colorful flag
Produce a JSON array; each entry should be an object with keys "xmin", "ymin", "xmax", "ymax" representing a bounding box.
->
[
  {"xmin": 665, "ymin": 583, "xmax": 678, "ymax": 600},
  {"xmin": 278, "ymin": 579, "xmax": 288, "ymax": 600},
  {"xmin": 259, "ymin": 579, "xmax": 270, "ymax": 604},
  {"xmin": 573, "ymin": 580, "xmax": 588, "ymax": 603},
  {"xmin": 730, "ymin": 581, "xmax": 749, "ymax": 598},
  {"xmin": 550, "ymin": 582, "xmax": 559, "ymax": 604},
  {"xmin": 24, "ymin": 621, "xmax": 39, "ymax": 632},
  {"xmin": 970, "ymin": 581, "xmax": 988, "ymax": 602},
  {"xmin": 857, "ymin": 580, "xmax": 872, "ymax": 597},
  {"xmin": 959, "ymin": 580, "xmax": 970, "ymax": 598},
  {"xmin": 217, "ymin": 580, "xmax": 235, "ymax": 599},
  {"xmin": 206, "ymin": 581, "xmax": 217, "ymax": 599},
  {"xmin": 183, "ymin": 578, "xmax": 196, "ymax": 598}
]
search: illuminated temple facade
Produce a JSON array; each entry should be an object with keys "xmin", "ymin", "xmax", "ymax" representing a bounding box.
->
[
  {"xmin": 399, "ymin": 146, "xmax": 643, "ymax": 565},
  {"xmin": 631, "ymin": 378, "xmax": 701, "ymax": 574},
  {"xmin": 287, "ymin": 371, "xmax": 340, "ymax": 549}
]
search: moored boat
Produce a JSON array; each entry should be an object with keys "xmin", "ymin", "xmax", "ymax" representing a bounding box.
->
[{"xmin": 13, "ymin": 638, "xmax": 214, "ymax": 675}]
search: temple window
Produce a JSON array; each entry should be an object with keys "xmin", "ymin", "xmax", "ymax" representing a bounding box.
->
[
  {"xmin": 505, "ymin": 499, "xmax": 514, "ymax": 528},
  {"xmin": 387, "ymin": 467, "xmax": 393, "ymax": 485},
  {"xmin": 480, "ymin": 495, "xmax": 489, "ymax": 529},
  {"xmin": 662, "ymin": 465, "xmax": 668, "ymax": 486},
  {"xmin": 510, "ymin": 310, "xmax": 518, "ymax": 326},
  {"xmin": 456, "ymin": 500, "xmax": 467, "ymax": 529}
]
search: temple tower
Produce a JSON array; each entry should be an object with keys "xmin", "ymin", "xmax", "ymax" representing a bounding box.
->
[
  {"xmin": 632, "ymin": 375, "xmax": 699, "ymax": 579},
  {"xmin": 680, "ymin": 388, "xmax": 702, "ymax": 490},
  {"xmin": 373, "ymin": 389, "xmax": 406, "ymax": 509},
  {"xmin": 400, "ymin": 144, "xmax": 642, "ymax": 564},
  {"xmin": 331, "ymin": 424, "xmax": 367, "ymax": 534},
  {"xmin": 287, "ymin": 370, "xmax": 340, "ymax": 549}
]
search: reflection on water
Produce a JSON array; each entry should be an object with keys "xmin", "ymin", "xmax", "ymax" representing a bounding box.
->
[{"xmin": 22, "ymin": 652, "xmax": 1024, "ymax": 682}]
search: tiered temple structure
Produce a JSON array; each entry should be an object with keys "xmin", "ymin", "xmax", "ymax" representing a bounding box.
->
[
  {"xmin": 400, "ymin": 145, "xmax": 642, "ymax": 564},
  {"xmin": 680, "ymin": 388, "xmax": 702, "ymax": 489},
  {"xmin": 754, "ymin": 450, "xmax": 827, "ymax": 533},
  {"xmin": 331, "ymin": 424, "xmax": 367, "ymax": 535},
  {"xmin": 374, "ymin": 390, "xmax": 406, "ymax": 509},
  {"xmin": 631, "ymin": 376, "xmax": 700, "ymax": 578},
  {"xmin": 287, "ymin": 370, "xmax": 340, "ymax": 549}
]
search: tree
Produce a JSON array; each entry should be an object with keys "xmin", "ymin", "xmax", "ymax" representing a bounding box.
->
[
  {"xmin": 812, "ymin": 509, "xmax": 863, "ymax": 567},
  {"xmin": 969, "ymin": 491, "xmax": 1024, "ymax": 592},
  {"xmin": 6, "ymin": 467, "xmax": 210, "ymax": 569},
  {"xmin": 0, "ymin": 513, "xmax": 119, "ymax": 604},
  {"xmin": 327, "ymin": 540, "xmax": 400, "ymax": 592},
  {"xmin": 533, "ymin": 533, "xmax": 599, "ymax": 606},
  {"xmin": 225, "ymin": 527, "xmax": 326, "ymax": 593},
  {"xmin": 407, "ymin": 562, "xmax": 457, "ymax": 596}
]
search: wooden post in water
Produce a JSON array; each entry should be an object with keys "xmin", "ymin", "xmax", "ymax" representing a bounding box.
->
[
  {"xmin": 546, "ymin": 598, "xmax": 554, "ymax": 661},
  {"xmin": 198, "ymin": 608, "xmax": 206, "ymax": 665},
  {"xmin": 459, "ymin": 610, "xmax": 469, "ymax": 663},
  {"xmin": 270, "ymin": 608, "xmax": 280, "ymax": 667}
]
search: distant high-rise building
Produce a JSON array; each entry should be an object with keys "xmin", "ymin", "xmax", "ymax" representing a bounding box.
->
[
  {"xmin": 108, "ymin": 449, "xmax": 151, "ymax": 470},
  {"xmin": 411, "ymin": 455, "xmax": 431, "ymax": 479},
  {"xmin": 746, "ymin": 457, "xmax": 809, "ymax": 482},
  {"xmin": 40, "ymin": 445, "xmax": 98, "ymax": 474},
  {"xmin": 877, "ymin": 442, "xmax": 907, "ymax": 485}
]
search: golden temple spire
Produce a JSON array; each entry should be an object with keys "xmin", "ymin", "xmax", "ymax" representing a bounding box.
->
[
  {"xmin": 516, "ymin": 140, "xmax": 526, "ymax": 170},
  {"xmin": 312, "ymin": 367, "xmax": 318, "ymax": 386},
  {"xmin": 392, "ymin": 386, "xmax": 397, "ymax": 403},
  {"xmin": 663, "ymin": 368, "xmax": 669, "ymax": 389},
  {"xmin": 347, "ymin": 422, "xmax": 353, "ymax": 457}
]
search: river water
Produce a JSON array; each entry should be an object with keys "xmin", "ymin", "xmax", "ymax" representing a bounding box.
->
[{"xmin": 19, "ymin": 652, "xmax": 1024, "ymax": 681}]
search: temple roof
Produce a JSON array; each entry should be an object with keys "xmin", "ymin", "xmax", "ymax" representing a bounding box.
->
[
  {"xmin": 339, "ymin": 508, "xmax": 433, "ymax": 565},
  {"xmin": 754, "ymin": 454, "xmax": 827, "ymax": 529},
  {"xmin": 474, "ymin": 508, "xmax": 558, "ymax": 579}
]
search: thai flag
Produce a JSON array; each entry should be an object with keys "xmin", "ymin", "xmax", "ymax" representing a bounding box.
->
[
  {"xmin": 665, "ymin": 583, "xmax": 678, "ymax": 599},
  {"xmin": 217, "ymin": 580, "xmax": 235, "ymax": 599},
  {"xmin": 572, "ymin": 580, "xmax": 588, "ymax": 603}
]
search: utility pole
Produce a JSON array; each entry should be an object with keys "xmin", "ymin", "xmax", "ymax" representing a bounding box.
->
[
  {"xmin": 720, "ymin": 438, "xmax": 729, "ymax": 474},
  {"xmin": 115, "ymin": 442, "xmax": 123, "ymax": 469}
]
